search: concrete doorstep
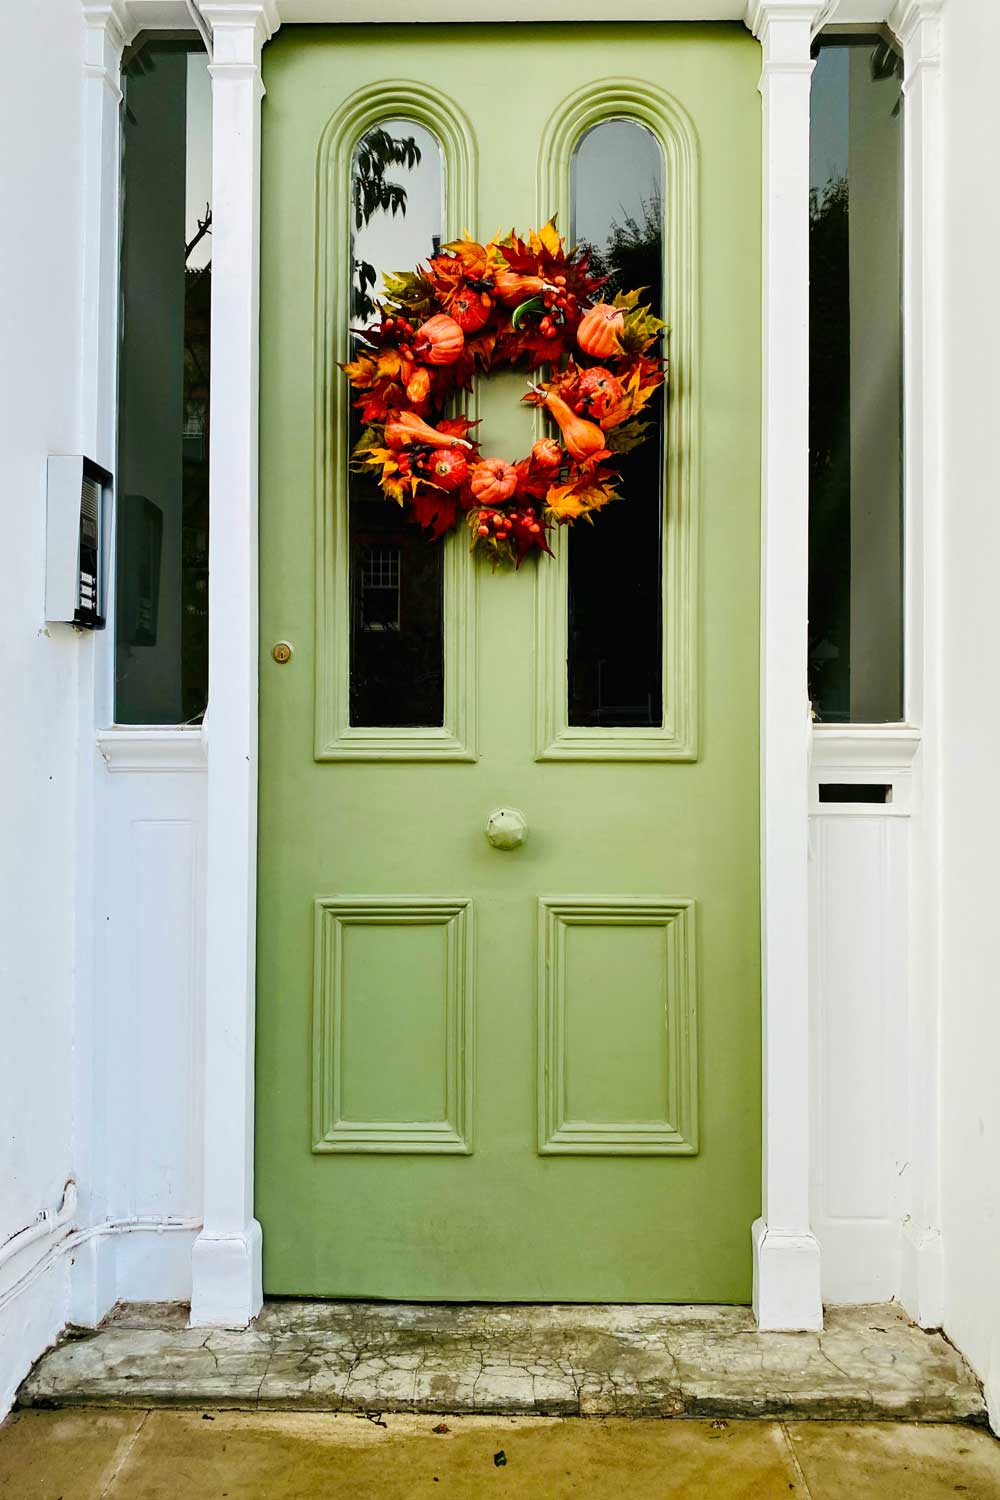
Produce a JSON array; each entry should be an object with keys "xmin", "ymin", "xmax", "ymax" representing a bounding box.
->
[{"xmin": 17, "ymin": 1301, "xmax": 986, "ymax": 1424}]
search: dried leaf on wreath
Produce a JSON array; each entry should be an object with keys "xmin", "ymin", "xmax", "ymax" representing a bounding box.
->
[
  {"xmin": 613, "ymin": 297, "xmax": 669, "ymax": 358},
  {"xmin": 604, "ymin": 416, "xmax": 656, "ymax": 454},
  {"xmin": 545, "ymin": 476, "xmax": 618, "ymax": 520},
  {"xmin": 381, "ymin": 269, "xmax": 437, "ymax": 320},
  {"xmin": 409, "ymin": 490, "xmax": 460, "ymax": 539}
]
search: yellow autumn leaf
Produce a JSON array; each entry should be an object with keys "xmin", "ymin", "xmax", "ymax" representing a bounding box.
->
[
  {"xmin": 545, "ymin": 479, "xmax": 617, "ymax": 520},
  {"xmin": 532, "ymin": 217, "xmax": 562, "ymax": 257},
  {"xmin": 375, "ymin": 350, "xmax": 402, "ymax": 379},
  {"xmin": 342, "ymin": 353, "xmax": 376, "ymax": 384}
]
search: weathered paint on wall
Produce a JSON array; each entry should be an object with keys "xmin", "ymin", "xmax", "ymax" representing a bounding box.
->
[{"xmin": 0, "ymin": 0, "xmax": 84, "ymax": 1414}]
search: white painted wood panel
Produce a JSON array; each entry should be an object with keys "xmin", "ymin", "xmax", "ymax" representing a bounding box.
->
[
  {"xmin": 87, "ymin": 740, "xmax": 207, "ymax": 1310},
  {"xmin": 810, "ymin": 795, "xmax": 909, "ymax": 1303}
]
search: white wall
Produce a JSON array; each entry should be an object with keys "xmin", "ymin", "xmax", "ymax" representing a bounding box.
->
[
  {"xmin": 0, "ymin": 0, "xmax": 85, "ymax": 1414},
  {"xmin": 938, "ymin": 0, "xmax": 1000, "ymax": 1428}
]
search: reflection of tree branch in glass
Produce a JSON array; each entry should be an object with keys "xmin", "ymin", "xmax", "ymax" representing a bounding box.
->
[
  {"xmin": 185, "ymin": 202, "xmax": 211, "ymax": 263},
  {"xmin": 351, "ymin": 127, "xmax": 422, "ymax": 321},
  {"xmin": 584, "ymin": 191, "xmax": 664, "ymax": 316}
]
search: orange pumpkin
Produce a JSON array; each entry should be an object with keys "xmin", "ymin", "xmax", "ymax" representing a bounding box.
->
[
  {"xmin": 419, "ymin": 448, "xmax": 468, "ymax": 491},
  {"xmin": 470, "ymin": 458, "xmax": 518, "ymax": 504},
  {"xmin": 448, "ymin": 286, "xmax": 492, "ymax": 333},
  {"xmin": 531, "ymin": 437, "xmax": 563, "ymax": 469},
  {"xmin": 575, "ymin": 366, "xmax": 626, "ymax": 424},
  {"xmin": 384, "ymin": 410, "xmax": 473, "ymax": 450},
  {"xmin": 576, "ymin": 302, "xmax": 624, "ymax": 359},
  {"xmin": 412, "ymin": 313, "xmax": 465, "ymax": 365},
  {"xmin": 534, "ymin": 388, "xmax": 606, "ymax": 461}
]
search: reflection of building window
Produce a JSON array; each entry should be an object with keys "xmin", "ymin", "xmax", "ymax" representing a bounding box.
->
[
  {"xmin": 808, "ymin": 35, "xmax": 904, "ymax": 724},
  {"xmin": 361, "ymin": 545, "xmax": 401, "ymax": 631},
  {"xmin": 116, "ymin": 38, "xmax": 212, "ymax": 724}
]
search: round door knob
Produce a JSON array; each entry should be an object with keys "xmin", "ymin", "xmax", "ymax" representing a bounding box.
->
[{"xmin": 485, "ymin": 807, "xmax": 528, "ymax": 851}]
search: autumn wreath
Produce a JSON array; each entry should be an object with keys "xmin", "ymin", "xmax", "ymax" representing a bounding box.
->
[{"xmin": 341, "ymin": 219, "xmax": 667, "ymax": 566}]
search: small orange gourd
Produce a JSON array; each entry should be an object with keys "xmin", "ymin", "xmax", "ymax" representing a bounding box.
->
[
  {"xmin": 405, "ymin": 368, "xmax": 431, "ymax": 405},
  {"xmin": 530, "ymin": 387, "xmax": 606, "ymax": 461},
  {"xmin": 494, "ymin": 271, "xmax": 553, "ymax": 306},
  {"xmin": 576, "ymin": 302, "xmax": 625, "ymax": 359},
  {"xmin": 412, "ymin": 314, "xmax": 465, "ymax": 365},
  {"xmin": 384, "ymin": 410, "xmax": 473, "ymax": 450},
  {"xmin": 470, "ymin": 458, "xmax": 518, "ymax": 504}
]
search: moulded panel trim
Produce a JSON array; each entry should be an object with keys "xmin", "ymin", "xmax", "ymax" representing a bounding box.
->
[
  {"xmin": 314, "ymin": 83, "xmax": 479, "ymax": 761},
  {"xmin": 810, "ymin": 724, "xmax": 921, "ymax": 769},
  {"xmin": 97, "ymin": 728, "xmax": 208, "ymax": 772},
  {"xmin": 537, "ymin": 896, "xmax": 699, "ymax": 1155},
  {"xmin": 534, "ymin": 82, "xmax": 701, "ymax": 762},
  {"xmin": 312, "ymin": 897, "xmax": 475, "ymax": 1153}
]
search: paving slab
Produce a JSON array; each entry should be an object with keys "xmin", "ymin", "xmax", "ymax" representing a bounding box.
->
[
  {"xmin": 17, "ymin": 1300, "xmax": 986, "ymax": 1423},
  {"xmin": 4, "ymin": 1409, "xmax": 1000, "ymax": 1500},
  {"xmin": 786, "ymin": 1420, "xmax": 1000, "ymax": 1499},
  {"xmin": 0, "ymin": 1407, "xmax": 148, "ymax": 1500}
]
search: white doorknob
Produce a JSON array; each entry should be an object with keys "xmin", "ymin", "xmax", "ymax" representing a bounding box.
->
[{"xmin": 485, "ymin": 807, "xmax": 528, "ymax": 851}]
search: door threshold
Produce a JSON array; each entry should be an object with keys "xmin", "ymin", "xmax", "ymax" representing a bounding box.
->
[{"xmin": 18, "ymin": 1301, "xmax": 985, "ymax": 1423}]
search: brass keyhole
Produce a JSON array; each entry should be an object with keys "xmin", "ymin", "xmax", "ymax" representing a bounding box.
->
[{"xmin": 272, "ymin": 640, "xmax": 293, "ymax": 664}]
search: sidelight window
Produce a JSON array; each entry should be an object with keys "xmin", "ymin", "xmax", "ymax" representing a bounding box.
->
[
  {"xmin": 808, "ymin": 35, "xmax": 904, "ymax": 724},
  {"xmin": 115, "ymin": 38, "xmax": 212, "ymax": 725}
]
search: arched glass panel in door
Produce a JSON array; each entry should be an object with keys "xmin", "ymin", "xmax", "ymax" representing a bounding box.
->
[
  {"xmin": 348, "ymin": 120, "xmax": 445, "ymax": 728},
  {"xmin": 569, "ymin": 120, "xmax": 665, "ymax": 728}
]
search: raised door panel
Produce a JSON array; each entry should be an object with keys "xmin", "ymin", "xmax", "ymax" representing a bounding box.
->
[
  {"xmin": 538, "ymin": 897, "xmax": 698, "ymax": 1154},
  {"xmin": 313, "ymin": 898, "xmax": 474, "ymax": 1153}
]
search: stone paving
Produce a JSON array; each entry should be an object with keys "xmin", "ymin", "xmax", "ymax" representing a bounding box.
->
[
  {"xmin": 18, "ymin": 1300, "xmax": 986, "ymax": 1423},
  {"xmin": 4, "ymin": 1409, "xmax": 1000, "ymax": 1500}
]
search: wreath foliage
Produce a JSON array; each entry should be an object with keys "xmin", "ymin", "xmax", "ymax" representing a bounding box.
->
[{"xmin": 341, "ymin": 218, "xmax": 667, "ymax": 566}]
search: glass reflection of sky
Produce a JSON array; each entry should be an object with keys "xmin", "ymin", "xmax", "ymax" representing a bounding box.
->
[
  {"xmin": 351, "ymin": 121, "xmax": 443, "ymax": 305},
  {"xmin": 571, "ymin": 119, "xmax": 662, "ymax": 259}
]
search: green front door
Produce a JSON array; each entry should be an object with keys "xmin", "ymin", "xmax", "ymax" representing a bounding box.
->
[{"xmin": 257, "ymin": 22, "xmax": 762, "ymax": 1302}]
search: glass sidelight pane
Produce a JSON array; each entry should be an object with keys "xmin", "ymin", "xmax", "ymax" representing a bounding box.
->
[
  {"xmin": 348, "ymin": 120, "xmax": 445, "ymax": 728},
  {"xmin": 116, "ymin": 41, "xmax": 212, "ymax": 724},
  {"xmin": 568, "ymin": 121, "xmax": 665, "ymax": 728},
  {"xmin": 809, "ymin": 37, "xmax": 904, "ymax": 723}
]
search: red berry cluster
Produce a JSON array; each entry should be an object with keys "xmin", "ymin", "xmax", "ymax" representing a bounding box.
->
[
  {"xmin": 476, "ymin": 506, "xmax": 543, "ymax": 540},
  {"xmin": 537, "ymin": 275, "xmax": 580, "ymax": 340}
]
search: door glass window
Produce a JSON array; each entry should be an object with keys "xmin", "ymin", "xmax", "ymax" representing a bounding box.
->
[
  {"xmin": 568, "ymin": 120, "xmax": 665, "ymax": 728},
  {"xmin": 348, "ymin": 120, "xmax": 446, "ymax": 728},
  {"xmin": 116, "ymin": 40, "xmax": 212, "ymax": 724},
  {"xmin": 809, "ymin": 36, "xmax": 904, "ymax": 723}
]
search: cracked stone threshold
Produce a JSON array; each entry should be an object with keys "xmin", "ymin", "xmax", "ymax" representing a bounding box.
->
[{"xmin": 18, "ymin": 1301, "xmax": 986, "ymax": 1424}]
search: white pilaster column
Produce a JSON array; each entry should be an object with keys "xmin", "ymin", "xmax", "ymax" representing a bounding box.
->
[
  {"xmin": 81, "ymin": 3, "xmax": 133, "ymax": 469},
  {"xmin": 73, "ymin": 1, "xmax": 137, "ymax": 1330},
  {"xmin": 744, "ymin": 0, "xmax": 824, "ymax": 1331},
  {"xmin": 191, "ymin": 0, "xmax": 279, "ymax": 1329},
  {"xmin": 889, "ymin": 0, "xmax": 946, "ymax": 1330}
]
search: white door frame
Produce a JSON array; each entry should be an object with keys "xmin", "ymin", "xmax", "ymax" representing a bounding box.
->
[{"xmin": 81, "ymin": 0, "xmax": 946, "ymax": 1331}]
